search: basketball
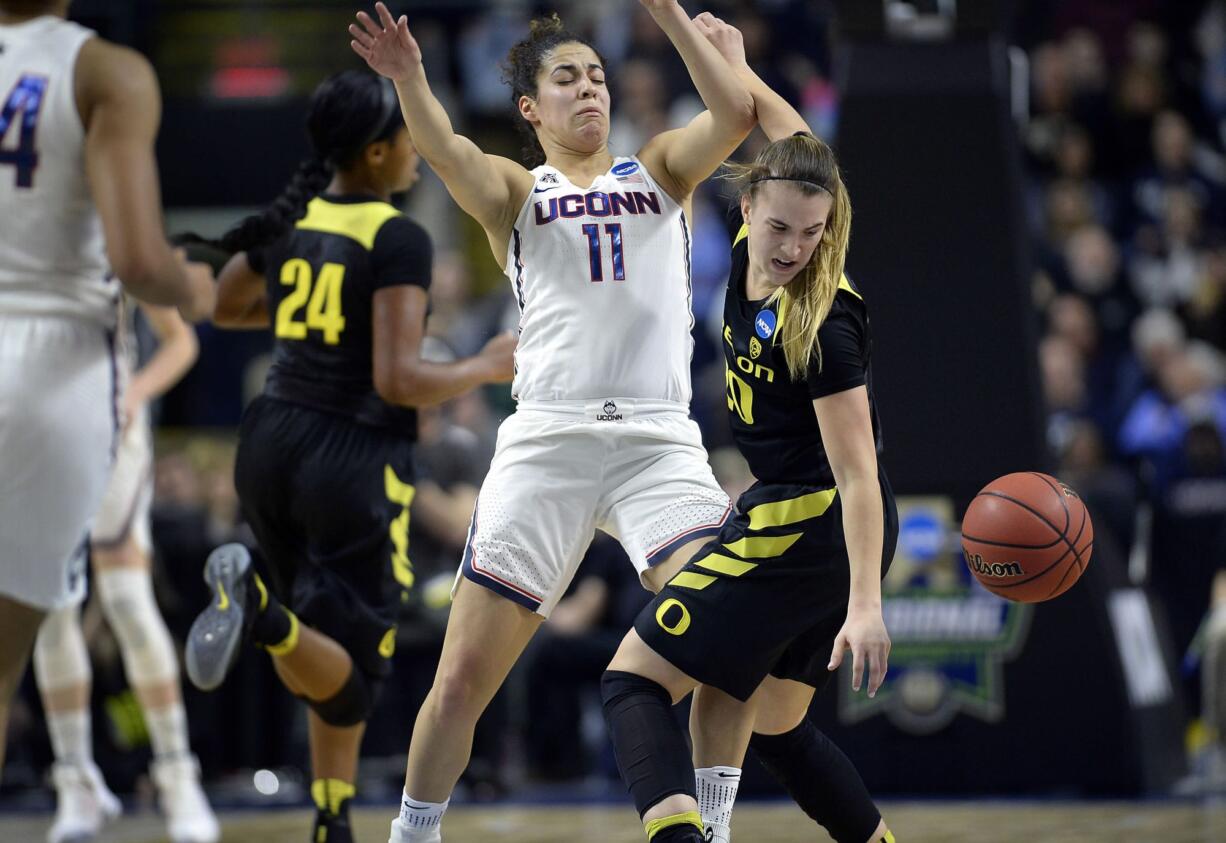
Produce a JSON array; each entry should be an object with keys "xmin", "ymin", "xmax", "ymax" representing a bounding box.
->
[{"xmin": 961, "ymin": 472, "xmax": 1093, "ymax": 602}]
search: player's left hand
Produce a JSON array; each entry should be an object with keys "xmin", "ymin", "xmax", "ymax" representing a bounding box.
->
[
  {"xmin": 828, "ymin": 605, "xmax": 890, "ymax": 697},
  {"xmin": 692, "ymin": 12, "xmax": 746, "ymax": 66}
]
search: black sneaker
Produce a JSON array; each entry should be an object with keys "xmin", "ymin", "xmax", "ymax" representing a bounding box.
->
[
  {"xmin": 185, "ymin": 543, "xmax": 256, "ymax": 691},
  {"xmin": 311, "ymin": 810, "xmax": 354, "ymax": 843}
]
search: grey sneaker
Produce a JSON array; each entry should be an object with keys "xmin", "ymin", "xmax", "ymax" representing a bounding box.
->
[{"xmin": 185, "ymin": 543, "xmax": 255, "ymax": 691}]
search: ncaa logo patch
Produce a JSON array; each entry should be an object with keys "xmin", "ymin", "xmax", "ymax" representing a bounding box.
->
[
  {"xmin": 611, "ymin": 161, "xmax": 639, "ymax": 177},
  {"xmin": 754, "ymin": 309, "xmax": 776, "ymax": 339},
  {"xmin": 749, "ymin": 336, "xmax": 763, "ymax": 359}
]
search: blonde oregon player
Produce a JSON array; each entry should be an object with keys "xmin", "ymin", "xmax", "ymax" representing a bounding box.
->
[
  {"xmin": 33, "ymin": 299, "xmax": 217, "ymax": 843},
  {"xmin": 601, "ymin": 15, "xmax": 896, "ymax": 843},
  {"xmin": 180, "ymin": 69, "xmax": 515, "ymax": 843},
  {"xmin": 350, "ymin": 1, "xmax": 756, "ymax": 841},
  {"xmin": 0, "ymin": 0, "xmax": 214, "ymax": 785}
]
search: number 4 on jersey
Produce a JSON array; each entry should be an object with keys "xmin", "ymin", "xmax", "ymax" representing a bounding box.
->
[{"xmin": 0, "ymin": 74, "xmax": 48, "ymax": 189}]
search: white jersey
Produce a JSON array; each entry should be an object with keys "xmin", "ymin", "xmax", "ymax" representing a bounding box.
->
[
  {"xmin": 0, "ymin": 16, "xmax": 116, "ymax": 328},
  {"xmin": 505, "ymin": 156, "xmax": 694, "ymax": 404}
]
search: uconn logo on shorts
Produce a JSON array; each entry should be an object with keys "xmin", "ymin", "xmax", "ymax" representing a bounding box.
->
[{"xmin": 596, "ymin": 400, "xmax": 623, "ymax": 421}]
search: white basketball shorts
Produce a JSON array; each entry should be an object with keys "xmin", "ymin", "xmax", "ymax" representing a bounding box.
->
[
  {"xmin": 0, "ymin": 315, "xmax": 117, "ymax": 609},
  {"xmin": 456, "ymin": 399, "xmax": 732, "ymax": 616}
]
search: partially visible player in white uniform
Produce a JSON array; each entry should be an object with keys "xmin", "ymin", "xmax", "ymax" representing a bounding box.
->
[
  {"xmin": 0, "ymin": 0, "xmax": 213, "ymax": 785},
  {"xmin": 351, "ymin": 2, "xmax": 755, "ymax": 840},
  {"xmin": 33, "ymin": 297, "xmax": 219, "ymax": 843}
]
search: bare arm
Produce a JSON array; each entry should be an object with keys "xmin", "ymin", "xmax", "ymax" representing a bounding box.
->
[
  {"xmin": 120, "ymin": 302, "xmax": 198, "ymax": 430},
  {"xmin": 213, "ymin": 253, "xmax": 269, "ymax": 328},
  {"xmin": 814, "ymin": 386, "xmax": 890, "ymax": 697},
  {"xmin": 635, "ymin": 1, "xmax": 755, "ymax": 202},
  {"xmin": 372, "ymin": 285, "xmax": 515, "ymax": 407},
  {"xmin": 350, "ymin": 3, "xmax": 532, "ymax": 259},
  {"xmin": 76, "ymin": 40, "xmax": 213, "ymax": 318},
  {"xmin": 693, "ymin": 13, "xmax": 811, "ymax": 141}
]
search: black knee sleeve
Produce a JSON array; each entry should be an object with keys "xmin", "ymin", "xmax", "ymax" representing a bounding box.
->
[
  {"xmin": 310, "ymin": 667, "xmax": 380, "ymax": 727},
  {"xmin": 749, "ymin": 719, "xmax": 880, "ymax": 843},
  {"xmin": 600, "ymin": 670, "xmax": 695, "ymax": 818}
]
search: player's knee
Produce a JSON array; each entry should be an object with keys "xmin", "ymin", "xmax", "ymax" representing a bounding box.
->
[
  {"xmin": 429, "ymin": 654, "xmax": 494, "ymax": 720},
  {"xmin": 33, "ymin": 606, "xmax": 89, "ymax": 691},
  {"xmin": 310, "ymin": 667, "xmax": 378, "ymax": 727},
  {"xmin": 95, "ymin": 568, "xmax": 177, "ymax": 685}
]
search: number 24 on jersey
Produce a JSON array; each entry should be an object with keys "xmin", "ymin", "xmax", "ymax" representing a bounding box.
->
[{"xmin": 276, "ymin": 259, "xmax": 346, "ymax": 345}]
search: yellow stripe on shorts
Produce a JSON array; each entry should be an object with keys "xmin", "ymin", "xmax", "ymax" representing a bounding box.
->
[
  {"xmin": 745, "ymin": 487, "xmax": 838, "ymax": 531},
  {"xmin": 694, "ymin": 553, "xmax": 758, "ymax": 576},
  {"xmin": 723, "ymin": 532, "xmax": 803, "ymax": 559},
  {"xmin": 669, "ymin": 571, "xmax": 717, "ymax": 591}
]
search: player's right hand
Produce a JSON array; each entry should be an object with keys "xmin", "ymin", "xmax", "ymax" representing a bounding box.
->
[
  {"xmin": 479, "ymin": 331, "xmax": 518, "ymax": 384},
  {"xmin": 693, "ymin": 12, "xmax": 746, "ymax": 67},
  {"xmin": 350, "ymin": 2, "xmax": 422, "ymax": 82}
]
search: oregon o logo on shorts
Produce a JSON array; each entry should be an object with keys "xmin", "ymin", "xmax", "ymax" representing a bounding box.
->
[{"xmin": 655, "ymin": 598, "xmax": 691, "ymax": 636}]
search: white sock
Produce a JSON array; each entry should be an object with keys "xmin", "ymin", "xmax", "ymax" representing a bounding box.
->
[
  {"xmin": 393, "ymin": 791, "xmax": 448, "ymax": 839},
  {"xmin": 46, "ymin": 709, "xmax": 92, "ymax": 765},
  {"xmin": 696, "ymin": 765, "xmax": 741, "ymax": 830},
  {"xmin": 144, "ymin": 702, "xmax": 190, "ymax": 759}
]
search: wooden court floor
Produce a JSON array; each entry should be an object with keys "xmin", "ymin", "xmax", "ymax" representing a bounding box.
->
[{"xmin": 2, "ymin": 801, "xmax": 1225, "ymax": 843}]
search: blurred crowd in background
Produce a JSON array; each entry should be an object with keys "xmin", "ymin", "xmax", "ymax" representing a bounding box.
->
[{"xmin": 5, "ymin": 0, "xmax": 1226, "ymax": 808}]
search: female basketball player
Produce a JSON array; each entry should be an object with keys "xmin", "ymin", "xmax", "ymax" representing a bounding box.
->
[
  {"xmin": 0, "ymin": 0, "xmax": 212, "ymax": 786},
  {"xmin": 600, "ymin": 15, "xmax": 896, "ymax": 843},
  {"xmin": 180, "ymin": 69, "xmax": 514, "ymax": 843},
  {"xmin": 351, "ymin": 2, "xmax": 755, "ymax": 840},
  {"xmin": 34, "ymin": 302, "xmax": 217, "ymax": 843}
]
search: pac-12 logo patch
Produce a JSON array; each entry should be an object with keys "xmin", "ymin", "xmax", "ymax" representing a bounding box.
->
[
  {"xmin": 611, "ymin": 161, "xmax": 639, "ymax": 177},
  {"xmin": 754, "ymin": 309, "xmax": 776, "ymax": 339},
  {"xmin": 749, "ymin": 336, "xmax": 763, "ymax": 359}
]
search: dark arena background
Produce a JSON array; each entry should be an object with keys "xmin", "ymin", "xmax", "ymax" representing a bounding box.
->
[{"xmin": 3, "ymin": 0, "xmax": 1226, "ymax": 841}]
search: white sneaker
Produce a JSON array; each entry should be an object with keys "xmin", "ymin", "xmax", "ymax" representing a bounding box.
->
[
  {"xmin": 705, "ymin": 822, "xmax": 731, "ymax": 843},
  {"xmin": 389, "ymin": 817, "xmax": 442, "ymax": 843},
  {"xmin": 47, "ymin": 760, "xmax": 121, "ymax": 843},
  {"xmin": 151, "ymin": 755, "xmax": 220, "ymax": 843}
]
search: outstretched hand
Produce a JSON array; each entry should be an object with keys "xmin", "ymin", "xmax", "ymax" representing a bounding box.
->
[
  {"xmin": 692, "ymin": 12, "xmax": 746, "ymax": 67},
  {"xmin": 349, "ymin": 2, "xmax": 422, "ymax": 82},
  {"xmin": 828, "ymin": 605, "xmax": 891, "ymax": 698}
]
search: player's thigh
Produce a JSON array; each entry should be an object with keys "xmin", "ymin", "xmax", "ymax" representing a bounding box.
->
[{"xmin": 91, "ymin": 413, "xmax": 153, "ymax": 559}]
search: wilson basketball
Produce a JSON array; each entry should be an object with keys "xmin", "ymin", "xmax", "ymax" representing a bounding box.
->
[{"xmin": 961, "ymin": 472, "xmax": 1093, "ymax": 602}]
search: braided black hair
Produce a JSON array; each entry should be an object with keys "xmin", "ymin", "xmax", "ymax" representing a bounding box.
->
[
  {"xmin": 502, "ymin": 15, "xmax": 606, "ymax": 168},
  {"xmin": 219, "ymin": 69, "xmax": 403, "ymax": 255}
]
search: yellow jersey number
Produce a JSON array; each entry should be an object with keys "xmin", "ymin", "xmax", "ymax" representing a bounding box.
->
[
  {"xmin": 275, "ymin": 258, "xmax": 346, "ymax": 345},
  {"xmin": 726, "ymin": 366, "xmax": 755, "ymax": 425}
]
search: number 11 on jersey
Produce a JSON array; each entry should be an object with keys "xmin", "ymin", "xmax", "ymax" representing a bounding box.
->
[{"xmin": 582, "ymin": 223, "xmax": 625, "ymax": 283}]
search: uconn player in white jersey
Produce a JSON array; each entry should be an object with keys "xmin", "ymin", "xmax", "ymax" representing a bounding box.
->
[
  {"xmin": 353, "ymin": 1, "xmax": 755, "ymax": 839},
  {"xmin": 0, "ymin": 0, "xmax": 213, "ymax": 781}
]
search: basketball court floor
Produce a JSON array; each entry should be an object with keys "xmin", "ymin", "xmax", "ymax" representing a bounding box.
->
[{"xmin": 2, "ymin": 800, "xmax": 1224, "ymax": 842}]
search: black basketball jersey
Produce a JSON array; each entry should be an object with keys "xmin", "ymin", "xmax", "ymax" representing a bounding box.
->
[
  {"xmin": 249, "ymin": 194, "xmax": 432, "ymax": 433},
  {"xmin": 722, "ymin": 203, "xmax": 885, "ymax": 485}
]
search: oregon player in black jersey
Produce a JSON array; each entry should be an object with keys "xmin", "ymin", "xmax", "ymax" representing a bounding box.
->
[
  {"xmin": 181, "ymin": 70, "xmax": 515, "ymax": 843},
  {"xmin": 601, "ymin": 15, "xmax": 897, "ymax": 843}
]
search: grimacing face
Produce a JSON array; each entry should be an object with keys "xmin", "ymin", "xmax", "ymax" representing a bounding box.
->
[
  {"xmin": 520, "ymin": 42, "xmax": 610, "ymax": 153},
  {"xmin": 741, "ymin": 181, "xmax": 834, "ymax": 291}
]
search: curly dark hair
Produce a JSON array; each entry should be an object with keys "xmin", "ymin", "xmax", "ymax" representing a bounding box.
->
[
  {"xmin": 219, "ymin": 70, "xmax": 402, "ymax": 254},
  {"xmin": 501, "ymin": 14, "xmax": 607, "ymax": 168}
]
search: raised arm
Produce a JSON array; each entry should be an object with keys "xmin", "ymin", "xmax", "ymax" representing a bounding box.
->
[
  {"xmin": 693, "ymin": 12, "xmax": 811, "ymax": 141},
  {"xmin": 77, "ymin": 40, "xmax": 214, "ymax": 320},
  {"xmin": 350, "ymin": 3, "xmax": 531, "ymax": 257},
  {"xmin": 635, "ymin": 0, "xmax": 755, "ymax": 201}
]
